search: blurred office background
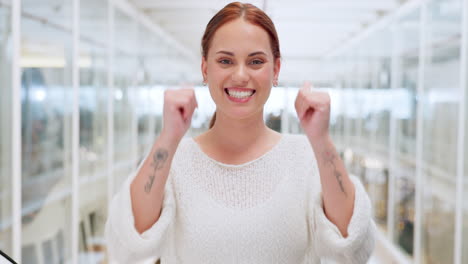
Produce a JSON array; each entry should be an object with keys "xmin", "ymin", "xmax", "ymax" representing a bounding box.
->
[{"xmin": 1, "ymin": 0, "xmax": 468, "ymax": 263}]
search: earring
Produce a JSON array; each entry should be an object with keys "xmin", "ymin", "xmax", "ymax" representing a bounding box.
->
[
  {"xmin": 203, "ymin": 81, "xmax": 207, "ymax": 86},
  {"xmin": 273, "ymin": 80, "xmax": 278, "ymax": 87}
]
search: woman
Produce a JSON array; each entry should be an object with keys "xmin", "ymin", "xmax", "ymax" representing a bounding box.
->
[{"xmin": 105, "ymin": 2, "xmax": 375, "ymax": 263}]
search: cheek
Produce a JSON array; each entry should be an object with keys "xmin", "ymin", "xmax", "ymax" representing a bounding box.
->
[
  {"xmin": 254, "ymin": 67, "xmax": 275, "ymax": 84},
  {"xmin": 207, "ymin": 65, "xmax": 228, "ymax": 83},
  {"xmin": 252, "ymin": 69, "xmax": 273, "ymax": 101}
]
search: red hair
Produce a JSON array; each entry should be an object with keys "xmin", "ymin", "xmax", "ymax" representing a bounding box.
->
[{"xmin": 202, "ymin": 2, "xmax": 281, "ymax": 128}]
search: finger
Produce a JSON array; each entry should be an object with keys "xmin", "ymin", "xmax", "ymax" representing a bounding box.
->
[
  {"xmin": 304, "ymin": 92, "xmax": 330, "ymax": 111},
  {"xmin": 295, "ymin": 94, "xmax": 310, "ymax": 121},
  {"xmin": 294, "ymin": 92, "xmax": 305, "ymax": 114},
  {"xmin": 174, "ymin": 98, "xmax": 190, "ymax": 121},
  {"xmin": 296, "ymin": 92, "xmax": 330, "ymax": 121},
  {"xmin": 302, "ymin": 81, "xmax": 312, "ymax": 92},
  {"xmin": 188, "ymin": 97, "xmax": 197, "ymax": 119},
  {"xmin": 186, "ymin": 100, "xmax": 197, "ymax": 124},
  {"xmin": 182, "ymin": 104, "xmax": 192, "ymax": 121},
  {"xmin": 191, "ymin": 92, "xmax": 199, "ymax": 109},
  {"xmin": 186, "ymin": 106, "xmax": 195, "ymax": 122},
  {"xmin": 299, "ymin": 104, "xmax": 312, "ymax": 121},
  {"xmin": 180, "ymin": 89, "xmax": 197, "ymax": 110},
  {"xmin": 177, "ymin": 106, "xmax": 186, "ymax": 120}
]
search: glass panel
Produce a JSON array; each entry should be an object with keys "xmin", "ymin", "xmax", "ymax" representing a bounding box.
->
[
  {"xmin": 148, "ymin": 85, "xmax": 164, "ymax": 136},
  {"xmin": 348, "ymin": 56, "xmax": 359, "ymax": 149},
  {"xmin": 0, "ymin": 0, "xmax": 12, "ymax": 256},
  {"xmin": 142, "ymin": 47, "xmax": 164, "ymax": 142},
  {"xmin": 55, "ymin": 230, "xmax": 64, "ymax": 264},
  {"xmin": 41, "ymin": 239, "xmax": 55, "ymax": 264},
  {"xmin": 463, "ymin": 2, "xmax": 468, "ymax": 262},
  {"xmin": 330, "ymin": 67, "xmax": 345, "ymax": 146},
  {"xmin": 393, "ymin": 9, "xmax": 420, "ymax": 257},
  {"xmin": 21, "ymin": 244, "xmax": 37, "ymax": 264},
  {"xmin": 359, "ymin": 57, "xmax": 375, "ymax": 143},
  {"xmin": 187, "ymin": 86, "xmax": 216, "ymax": 136},
  {"xmin": 79, "ymin": 0, "xmax": 108, "ymax": 179},
  {"xmin": 264, "ymin": 87, "xmax": 286, "ymax": 133},
  {"xmin": 135, "ymin": 27, "xmax": 153, "ymax": 159},
  {"xmin": 374, "ymin": 57, "xmax": 391, "ymax": 153},
  {"xmin": 340, "ymin": 54, "xmax": 353, "ymax": 152},
  {"xmin": 113, "ymin": 9, "xmax": 138, "ymax": 192},
  {"xmin": 464, "ymin": 50, "xmax": 468, "ymax": 264},
  {"xmin": 359, "ymin": 28, "xmax": 392, "ymax": 230},
  {"xmin": 341, "ymin": 54, "xmax": 358, "ymax": 152},
  {"xmin": 421, "ymin": 0, "xmax": 462, "ymax": 263},
  {"xmin": 79, "ymin": 0, "xmax": 108, "ymax": 262},
  {"xmin": 353, "ymin": 50, "xmax": 367, "ymax": 150},
  {"xmin": 285, "ymin": 87, "xmax": 300, "ymax": 134},
  {"xmin": 463, "ymin": 65, "xmax": 468, "ymax": 264},
  {"xmin": 21, "ymin": 0, "xmax": 73, "ymax": 262}
]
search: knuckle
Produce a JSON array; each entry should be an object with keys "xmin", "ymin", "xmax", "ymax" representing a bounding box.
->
[
  {"xmin": 164, "ymin": 89, "xmax": 176, "ymax": 100},
  {"xmin": 182, "ymin": 98, "xmax": 191, "ymax": 106}
]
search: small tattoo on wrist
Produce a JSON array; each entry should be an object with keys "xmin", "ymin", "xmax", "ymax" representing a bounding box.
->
[
  {"xmin": 323, "ymin": 150, "xmax": 347, "ymax": 196},
  {"xmin": 144, "ymin": 148, "xmax": 168, "ymax": 193}
]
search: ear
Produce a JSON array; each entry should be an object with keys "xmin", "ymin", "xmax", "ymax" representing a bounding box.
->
[
  {"xmin": 201, "ymin": 56, "xmax": 208, "ymax": 82},
  {"xmin": 273, "ymin": 57, "xmax": 281, "ymax": 81}
]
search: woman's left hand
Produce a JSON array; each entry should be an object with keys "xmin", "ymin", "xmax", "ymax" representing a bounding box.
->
[{"xmin": 294, "ymin": 82, "xmax": 331, "ymax": 144}]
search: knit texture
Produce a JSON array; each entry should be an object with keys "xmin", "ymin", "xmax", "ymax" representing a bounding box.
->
[{"xmin": 105, "ymin": 133, "xmax": 375, "ymax": 263}]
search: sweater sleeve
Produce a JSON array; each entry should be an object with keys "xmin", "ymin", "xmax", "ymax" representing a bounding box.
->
[
  {"xmin": 311, "ymin": 175, "xmax": 376, "ymax": 263},
  {"xmin": 105, "ymin": 162, "xmax": 176, "ymax": 263}
]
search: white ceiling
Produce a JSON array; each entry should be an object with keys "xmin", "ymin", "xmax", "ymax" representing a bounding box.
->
[{"xmin": 130, "ymin": 0, "xmax": 406, "ymax": 86}]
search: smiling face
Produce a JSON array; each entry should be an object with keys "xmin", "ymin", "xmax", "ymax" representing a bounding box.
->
[{"xmin": 201, "ymin": 18, "xmax": 281, "ymax": 120}]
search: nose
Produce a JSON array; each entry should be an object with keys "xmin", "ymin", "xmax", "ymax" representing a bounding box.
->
[{"xmin": 231, "ymin": 64, "xmax": 250, "ymax": 86}]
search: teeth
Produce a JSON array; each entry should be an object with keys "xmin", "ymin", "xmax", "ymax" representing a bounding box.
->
[{"xmin": 227, "ymin": 89, "xmax": 254, "ymax": 99}]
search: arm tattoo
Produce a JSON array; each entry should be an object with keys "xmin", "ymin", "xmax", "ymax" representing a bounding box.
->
[
  {"xmin": 144, "ymin": 148, "xmax": 169, "ymax": 193},
  {"xmin": 323, "ymin": 150, "xmax": 347, "ymax": 197}
]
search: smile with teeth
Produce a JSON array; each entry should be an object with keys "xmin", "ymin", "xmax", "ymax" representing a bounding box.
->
[{"xmin": 225, "ymin": 88, "xmax": 256, "ymax": 99}]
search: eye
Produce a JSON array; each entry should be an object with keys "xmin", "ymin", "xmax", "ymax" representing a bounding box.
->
[
  {"xmin": 218, "ymin": 59, "xmax": 233, "ymax": 65},
  {"xmin": 250, "ymin": 59, "xmax": 264, "ymax": 65}
]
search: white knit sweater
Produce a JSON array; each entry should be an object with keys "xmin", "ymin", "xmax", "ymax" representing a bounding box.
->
[{"xmin": 105, "ymin": 133, "xmax": 375, "ymax": 263}]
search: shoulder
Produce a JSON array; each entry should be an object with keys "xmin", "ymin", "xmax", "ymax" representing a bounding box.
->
[
  {"xmin": 278, "ymin": 134, "xmax": 322, "ymax": 192},
  {"xmin": 279, "ymin": 133, "xmax": 315, "ymax": 158},
  {"xmin": 271, "ymin": 133, "xmax": 318, "ymax": 174},
  {"xmin": 281, "ymin": 133, "xmax": 309, "ymax": 145},
  {"xmin": 178, "ymin": 136, "xmax": 194, "ymax": 149},
  {"xmin": 170, "ymin": 137, "xmax": 198, "ymax": 169}
]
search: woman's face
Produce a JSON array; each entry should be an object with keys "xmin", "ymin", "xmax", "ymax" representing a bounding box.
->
[{"xmin": 202, "ymin": 18, "xmax": 280, "ymax": 121}]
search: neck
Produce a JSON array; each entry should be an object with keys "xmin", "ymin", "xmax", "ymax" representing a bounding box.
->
[{"xmin": 208, "ymin": 110, "xmax": 270, "ymax": 153}]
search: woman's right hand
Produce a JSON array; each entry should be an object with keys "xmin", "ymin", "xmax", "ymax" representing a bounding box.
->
[{"xmin": 161, "ymin": 88, "xmax": 198, "ymax": 144}]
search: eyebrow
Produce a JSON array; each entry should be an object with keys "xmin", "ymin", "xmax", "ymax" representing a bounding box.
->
[{"xmin": 216, "ymin": 51, "xmax": 267, "ymax": 57}]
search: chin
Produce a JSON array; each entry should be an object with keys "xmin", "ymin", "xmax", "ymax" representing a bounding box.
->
[{"xmin": 222, "ymin": 107, "xmax": 262, "ymax": 121}]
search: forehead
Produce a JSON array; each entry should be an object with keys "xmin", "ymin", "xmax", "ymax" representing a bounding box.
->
[{"xmin": 209, "ymin": 18, "xmax": 272, "ymax": 55}]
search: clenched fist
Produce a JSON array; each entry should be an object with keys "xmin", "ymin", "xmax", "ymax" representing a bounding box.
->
[
  {"xmin": 161, "ymin": 88, "xmax": 198, "ymax": 144},
  {"xmin": 294, "ymin": 82, "xmax": 331, "ymax": 144}
]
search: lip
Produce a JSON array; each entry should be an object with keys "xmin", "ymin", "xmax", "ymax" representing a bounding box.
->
[
  {"xmin": 224, "ymin": 87, "xmax": 256, "ymax": 103},
  {"xmin": 225, "ymin": 87, "xmax": 256, "ymax": 92}
]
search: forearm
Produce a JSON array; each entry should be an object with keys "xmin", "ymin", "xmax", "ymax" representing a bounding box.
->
[
  {"xmin": 130, "ymin": 132, "xmax": 179, "ymax": 234},
  {"xmin": 310, "ymin": 135, "xmax": 355, "ymax": 237}
]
